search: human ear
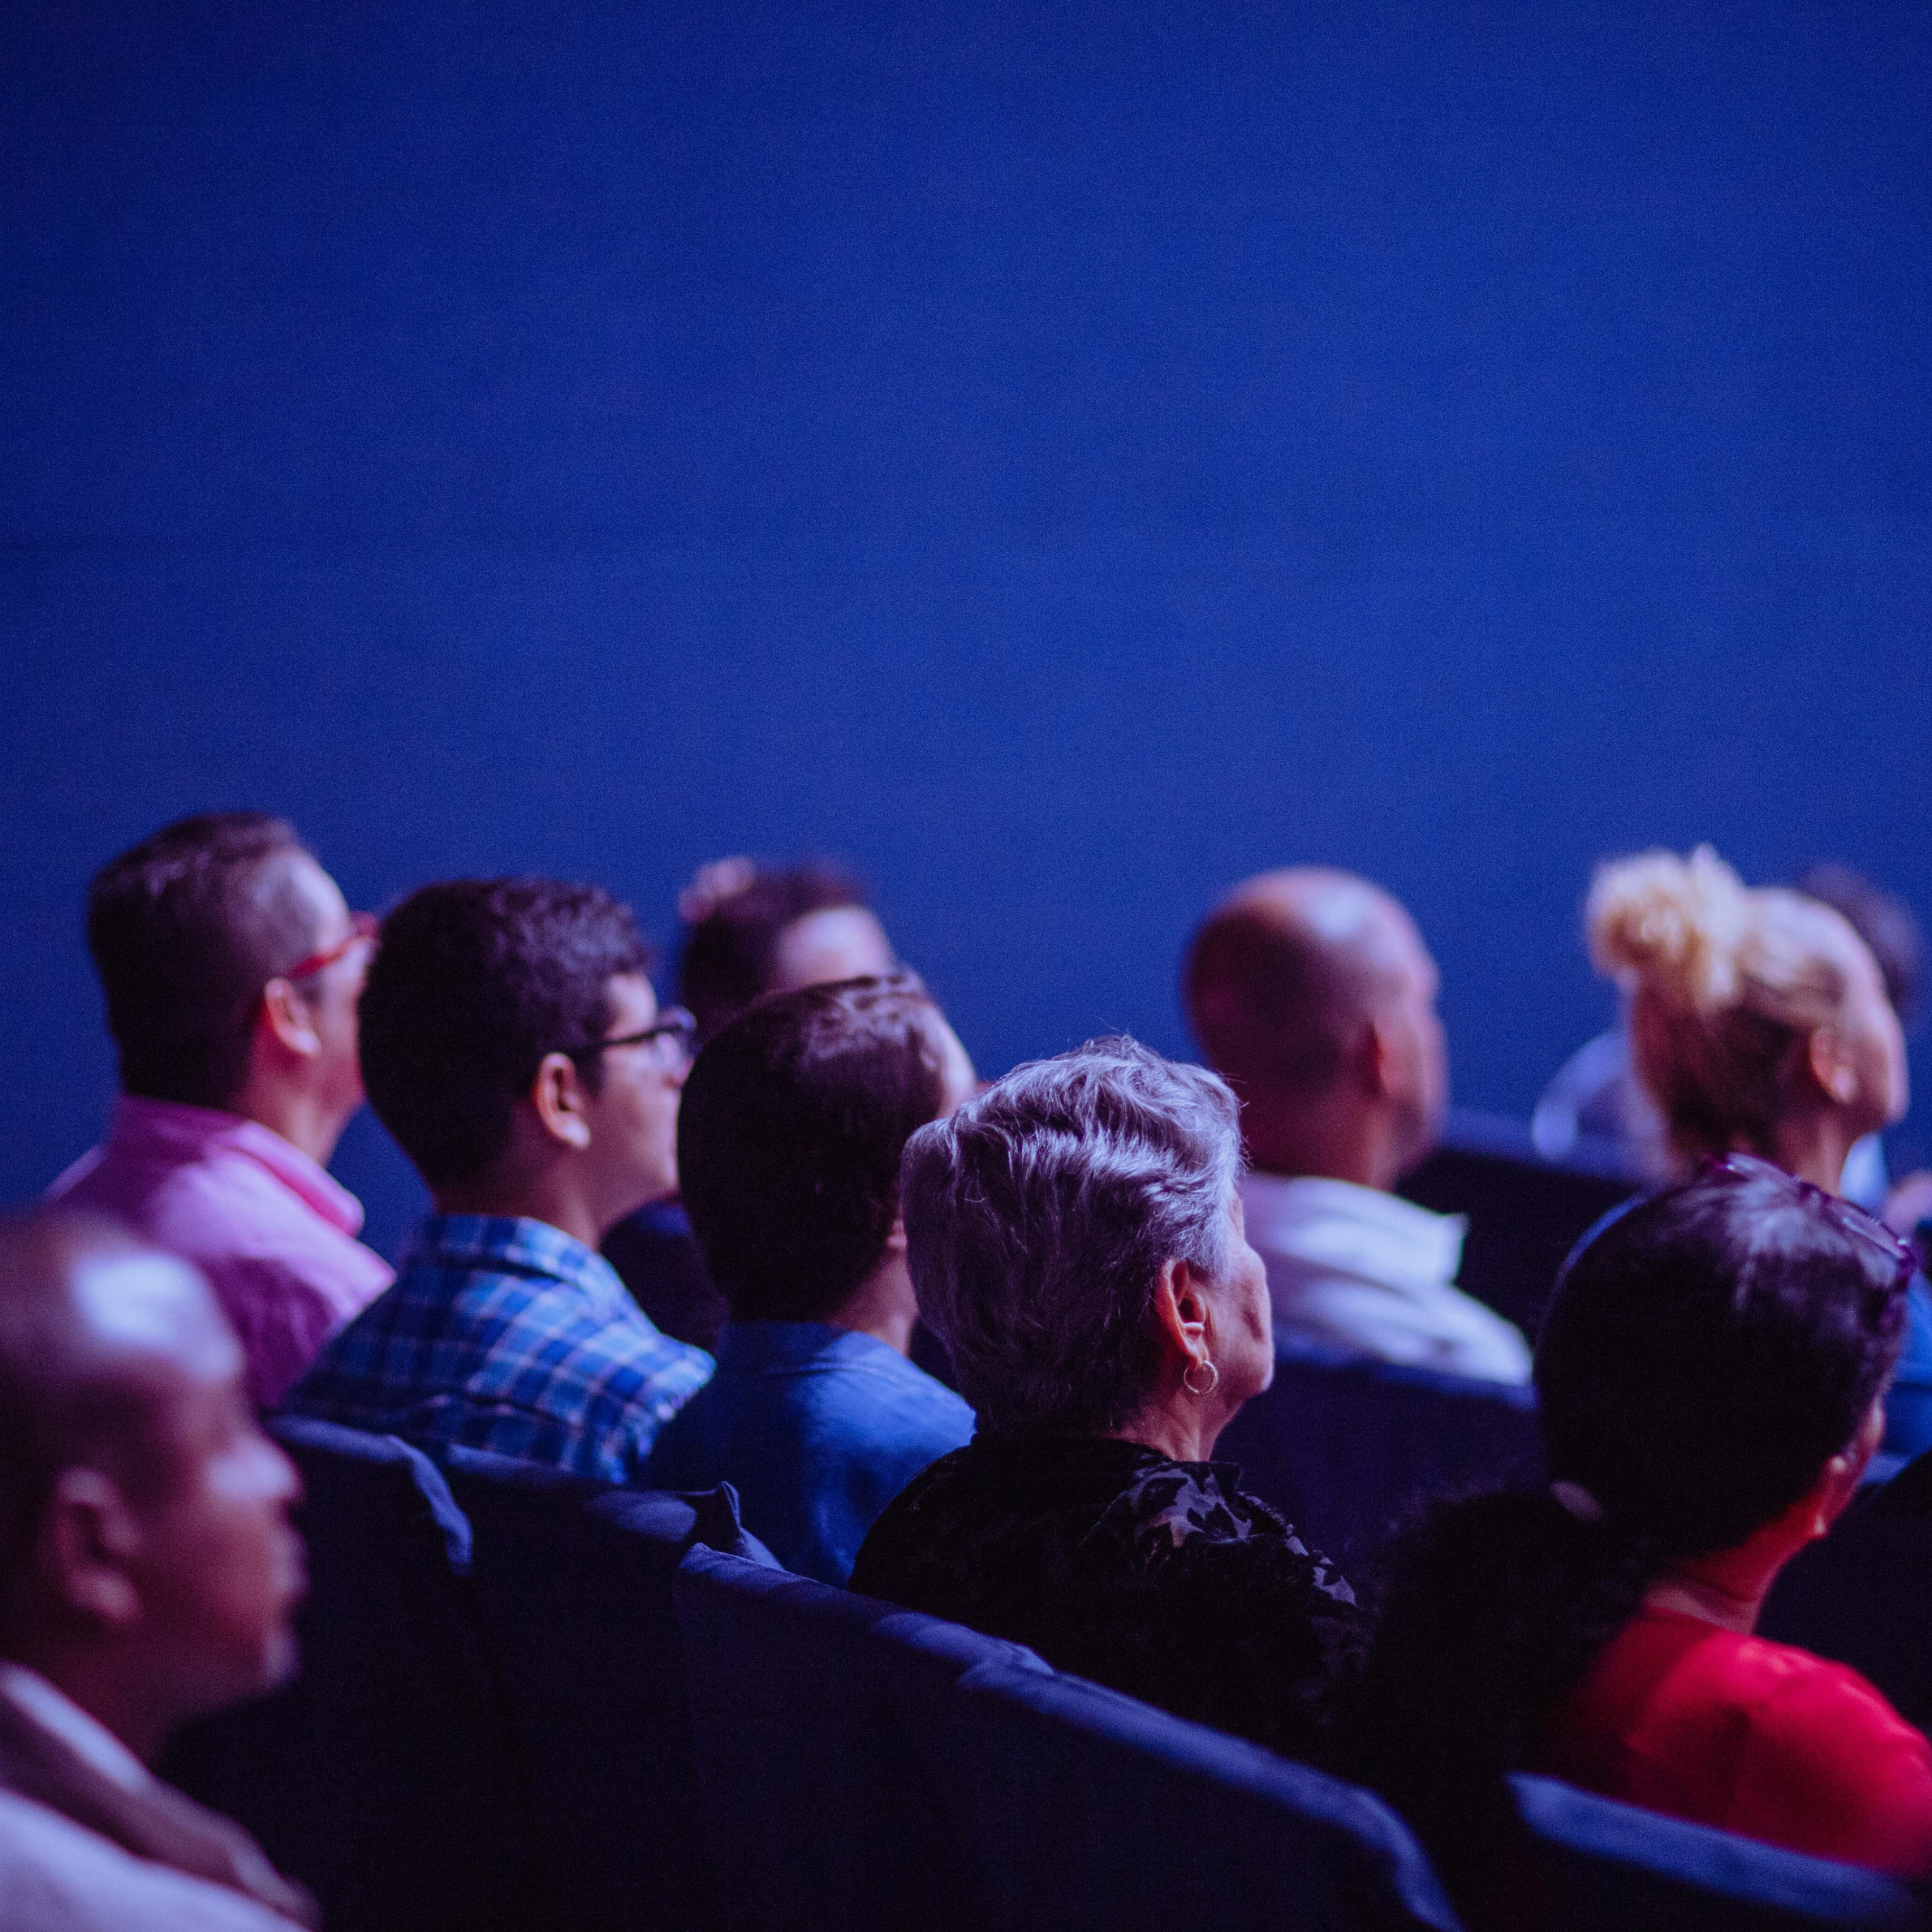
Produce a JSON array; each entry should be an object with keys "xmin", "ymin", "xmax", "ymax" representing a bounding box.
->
[
  {"xmin": 259, "ymin": 980, "xmax": 321, "ymax": 1061},
  {"xmin": 1352, "ymin": 1018, "xmax": 1392, "ymax": 1099},
  {"xmin": 1807, "ymin": 1399, "xmax": 1887, "ymax": 1538},
  {"xmin": 41, "ymin": 1468, "xmax": 144, "ymax": 1628},
  {"xmin": 1153, "ymin": 1257, "xmax": 1210, "ymax": 1365},
  {"xmin": 529, "ymin": 1052, "xmax": 593, "ymax": 1150},
  {"xmin": 1805, "ymin": 1028, "xmax": 1859, "ymax": 1107},
  {"xmin": 881, "ymin": 1215, "xmax": 909, "ymax": 1257}
]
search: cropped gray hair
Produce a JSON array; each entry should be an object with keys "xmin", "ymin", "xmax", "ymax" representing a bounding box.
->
[{"xmin": 901, "ymin": 1036, "xmax": 1244, "ymax": 1438}]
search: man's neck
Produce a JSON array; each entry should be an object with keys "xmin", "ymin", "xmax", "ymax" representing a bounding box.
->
[
  {"xmin": 4, "ymin": 1641, "xmax": 172, "ymax": 1768},
  {"xmin": 432, "ymin": 1168, "xmax": 606, "ymax": 1251},
  {"xmin": 1241, "ymin": 1092, "xmax": 1401, "ymax": 1193},
  {"xmin": 826, "ymin": 1255, "xmax": 920, "ymax": 1356},
  {"xmin": 224, "ymin": 1078, "xmax": 352, "ymax": 1170}
]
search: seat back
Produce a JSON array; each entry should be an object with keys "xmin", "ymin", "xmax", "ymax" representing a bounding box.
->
[
  {"xmin": 672, "ymin": 1546, "xmax": 1047, "ymax": 1932},
  {"xmin": 1509, "ymin": 1775, "xmax": 1924, "ymax": 1930},
  {"xmin": 438, "ymin": 1447, "xmax": 765, "ymax": 1932},
  {"xmin": 1217, "ymin": 1340, "xmax": 1543, "ymax": 1563},
  {"xmin": 952, "ymin": 1662, "xmax": 1462, "ymax": 1931},
  {"xmin": 1399, "ymin": 1110, "xmax": 1637, "ymax": 1338},
  {"xmin": 1761, "ymin": 1448, "xmax": 1932, "ymax": 1736},
  {"xmin": 163, "ymin": 1418, "xmax": 542, "ymax": 1932}
]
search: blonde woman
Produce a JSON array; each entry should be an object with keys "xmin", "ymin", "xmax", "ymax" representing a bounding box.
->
[{"xmin": 1587, "ymin": 844, "xmax": 1932, "ymax": 1456}]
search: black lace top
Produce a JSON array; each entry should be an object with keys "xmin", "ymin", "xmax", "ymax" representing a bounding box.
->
[{"xmin": 848, "ymin": 1434, "xmax": 1363, "ymax": 1760}]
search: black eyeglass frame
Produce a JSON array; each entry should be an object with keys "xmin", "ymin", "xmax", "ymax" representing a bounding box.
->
[{"xmin": 563, "ymin": 1006, "xmax": 697, "ymax": 1067}]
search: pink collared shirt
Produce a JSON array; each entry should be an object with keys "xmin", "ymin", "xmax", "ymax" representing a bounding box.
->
[{"xmin": 47, "ymin": 1096, "xmax": 394, "ymax": 1409}]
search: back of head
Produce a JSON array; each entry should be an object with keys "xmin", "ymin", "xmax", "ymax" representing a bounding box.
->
[
  {"xmin": 678, "ymin": 975, "xmax": 951, "ymax": 1321},
  {"xmin": 903, "ymin": 1037, "xmax": 1240, "ymax": 1438},
  {"xmin": 1588, "ymin": 845, "xmax": 1874, "ymax": 1161},
  {"xmin": 1351, "ymin": 1155, "xmax": 1911, "ymax": 1912},
  {"xmin": 1798, "ymin": 862, "xmax": 1924, "ymax": 1028},
  {"xmin": 86, "ymin": 812, "xmax": 321, "ymax": 1110},
  {"xmin": 1184, "ymin": 867, "xmax": 1405, "ymax": 1093},
  {"xmin": 0, "ymin": 1211, "xmax": 223, "ymax": 1640},
  {"xmin": 1538, "ymin": 1155, "xmax": 1907, "ymax": 1546},
  {"xmin": 359, "ymin": 877, "xmax": 651, "ymax": 1188},
  {"xmin": 678, "ymin": 859, "xmax": 874, "ymax": 1045}
]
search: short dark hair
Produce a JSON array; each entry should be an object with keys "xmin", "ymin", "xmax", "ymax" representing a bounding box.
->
[
  {"xmin": 678, "ymin": 861, "xmax": 872, "ymax": 1044},
  {"xmin": 677, "ymin": 976, "xmax": 950, "ymax": 1321},
  {"xmin": 358, "ymin": 878, "xmax": 652, "ymax": 1188},
  {"xmin": 1348, "ymin": 1154, "xmax": 1913, "ymax": 1918},
  {"xmin": 1537, "ymin": 1158, "xmax": 1908, "ymax": 1550},
  {"xmin": 86, "ymin": 813, "xmax": 322, "ymax": 1110}
]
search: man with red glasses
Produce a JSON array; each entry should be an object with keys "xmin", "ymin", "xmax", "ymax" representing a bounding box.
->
[{"xmin": 48, "ymin": 813, "xmax": 391, "ymax": 1408}]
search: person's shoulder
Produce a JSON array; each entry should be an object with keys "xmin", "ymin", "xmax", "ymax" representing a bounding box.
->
[
  {"xmin": 0, "ymin": 1788, "xmax": 304, "ymax": 1931},
  {"xmin": 1671, "ymin": 1630, "xmax": 1932, "ymax": 1869},
  {"xmin": 854, "ymin": 1440, "xmax": 979, "ymax": 1530},
  {"xmin": 1671, "ymin": 1628, "xmax": 1932, "ymax": 1788},
  {"xmin": 1098, "ymin": 1459, "xmax": 1361, "ymax": 1606},
  {"xmin": 826, "ymin": 1347, "xmax": 976, "ymax": 1446},
  {"xmin": 847, "ymin": 1443, "xmax": 983, "ymax": 1598},
  {"xmin": 1721, "ymin": 1633, "xmax": 1927, "ymax": 1736}
]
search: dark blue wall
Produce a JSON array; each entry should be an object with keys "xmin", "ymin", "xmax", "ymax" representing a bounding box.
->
[{"xmin": 6, "ymin": 2, "xmax": 1930, "ymax": 1257}]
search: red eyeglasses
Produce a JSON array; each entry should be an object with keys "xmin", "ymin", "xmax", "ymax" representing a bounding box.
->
[{"xmin": 282, "ymin": 912, "xmax": 379, "ymax": 981}]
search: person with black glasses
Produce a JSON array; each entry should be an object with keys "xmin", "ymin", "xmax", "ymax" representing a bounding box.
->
[{"xmin": 282, "ymin": 878, "xmax": 711, "ymax": 1479}]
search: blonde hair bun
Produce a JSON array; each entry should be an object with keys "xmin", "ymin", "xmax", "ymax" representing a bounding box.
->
[{"xmin": 1587, "ymin": 844, "xmax": 1752, "ymax": 1013}]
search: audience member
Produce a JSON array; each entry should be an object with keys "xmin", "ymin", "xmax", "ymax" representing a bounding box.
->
[
  {"xmin": 851, "ymin": 1038, "xmax": 1363, "ymax": 1759},
  {"xmin": 645, "ymin": 977, "xmax": 977, "ymax": 1581},
  {"xmin": 1583, "ymin": 845, "xmax": 1932, "ymax": 1456},
  {"xmin": 283, "ymin": 878, "xmax": 711, "ymax": 1480},
  {"xmin": 1184, "ymin": 867, "xmax": 1530, "ymax": 1382},
  {"xmin": 0, "ymin": 1212, "xmax": 316, "ymax": 1930},
  {"xmin": 1534, "ymin": 859, "xmax": 1924, "ymax": 1214},
  {"xmin": 1348, "ymin": 1157, "xmax": 1931, "ymax": 1920},
  {"xmin": 602, "ymin": 857, "xmax": 896, "ymax": 1352},
  {"xmin": 49, "ymin": 813, "xmax": 391, "ymax": 1408}
]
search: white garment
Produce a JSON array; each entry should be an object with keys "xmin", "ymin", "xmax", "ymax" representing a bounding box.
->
[
  {"xmin": 0, "ymin": 1789, "xmax": 300, "ymax": 1932},
  {"xmin": 1240, "ymin": 1171, "xmax": 1533, "ymax": 1385},
  {"xmin": 0, "ymin": 1666, "xmax": 312, "ymax": 1932},
  {"xmin": 0, "ymin": 1671, "xmax": 147, "ymax": 1800}
]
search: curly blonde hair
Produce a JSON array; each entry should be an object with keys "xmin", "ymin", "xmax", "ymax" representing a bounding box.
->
[{"xmin": 1587, "ymin": 845, "xmax": 1861, "ymax": 1162}]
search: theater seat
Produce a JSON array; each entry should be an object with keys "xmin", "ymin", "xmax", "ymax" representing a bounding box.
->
[
  {"xmin": 1399, "ymin": 1109, "xmax": 1637, "ymax": 1339},
  {"xmin": 1760, "ymin": 1447, "xmax": 1932, "ymax": 1736},
  {"xmin": 438, "ymin": 1447, "xmax": 770, "ymax": 1932},
  {"xmin": 672, "ymin": 1546, "xmax": 1050, "ymax": 1932},
  {"xmin": 952, "ymin": 1662, "xmax": 1462, "ymax": 1931},
  {"xmin": 1216, "ymin": 1339, "xmax": 1543, "ymax": 1563},
  {"xmin": 162, "ymin": 1417, "xmax": 543, "ymax": 1932},
  {"xmin": 1508, "ymin": 1775, "xmax": 1924, "ymax": 1930}
]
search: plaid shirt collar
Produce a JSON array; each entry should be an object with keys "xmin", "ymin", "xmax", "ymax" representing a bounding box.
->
[{"xmin": 400, "ymin": 1213, "xmax": 633, "ymax": 1314}]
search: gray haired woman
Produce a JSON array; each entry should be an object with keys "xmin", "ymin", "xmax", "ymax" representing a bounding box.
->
[{"xmin": 849, "ymin": 1038, "xmax": 1363, "ymax": 1759}]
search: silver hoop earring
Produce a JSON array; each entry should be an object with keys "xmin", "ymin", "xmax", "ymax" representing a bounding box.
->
[{"xmin": 1182, "ymin": 1357, "xmax": 1219, "ymax": 1398}]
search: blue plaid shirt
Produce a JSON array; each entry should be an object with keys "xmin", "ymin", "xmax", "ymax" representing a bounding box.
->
[{"xmin": 281, "ymin": 1214, "xmax": 714, "ymax": 1483}]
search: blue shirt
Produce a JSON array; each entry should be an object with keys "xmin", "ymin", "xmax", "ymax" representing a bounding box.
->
[
  {"xmin": 644, "ymin": 1321, "xmax": 975, "ymax": 1584},
  {"xmin": 282, "ymin": 1214, "xmax": 713, "ymax": 1483},
  {"xmin": 1883, "ymin": 1277, "xmax": 1932, "ymax": 1462}
]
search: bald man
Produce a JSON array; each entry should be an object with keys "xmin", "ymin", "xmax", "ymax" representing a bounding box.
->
[
  {"xmin": 0, "ymin": 1212, "xmax": 316, "ymax": 1930},
  {"xmin": 1184, "ymin": 869, "xmax": 1530, "ymax": 1383}
]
